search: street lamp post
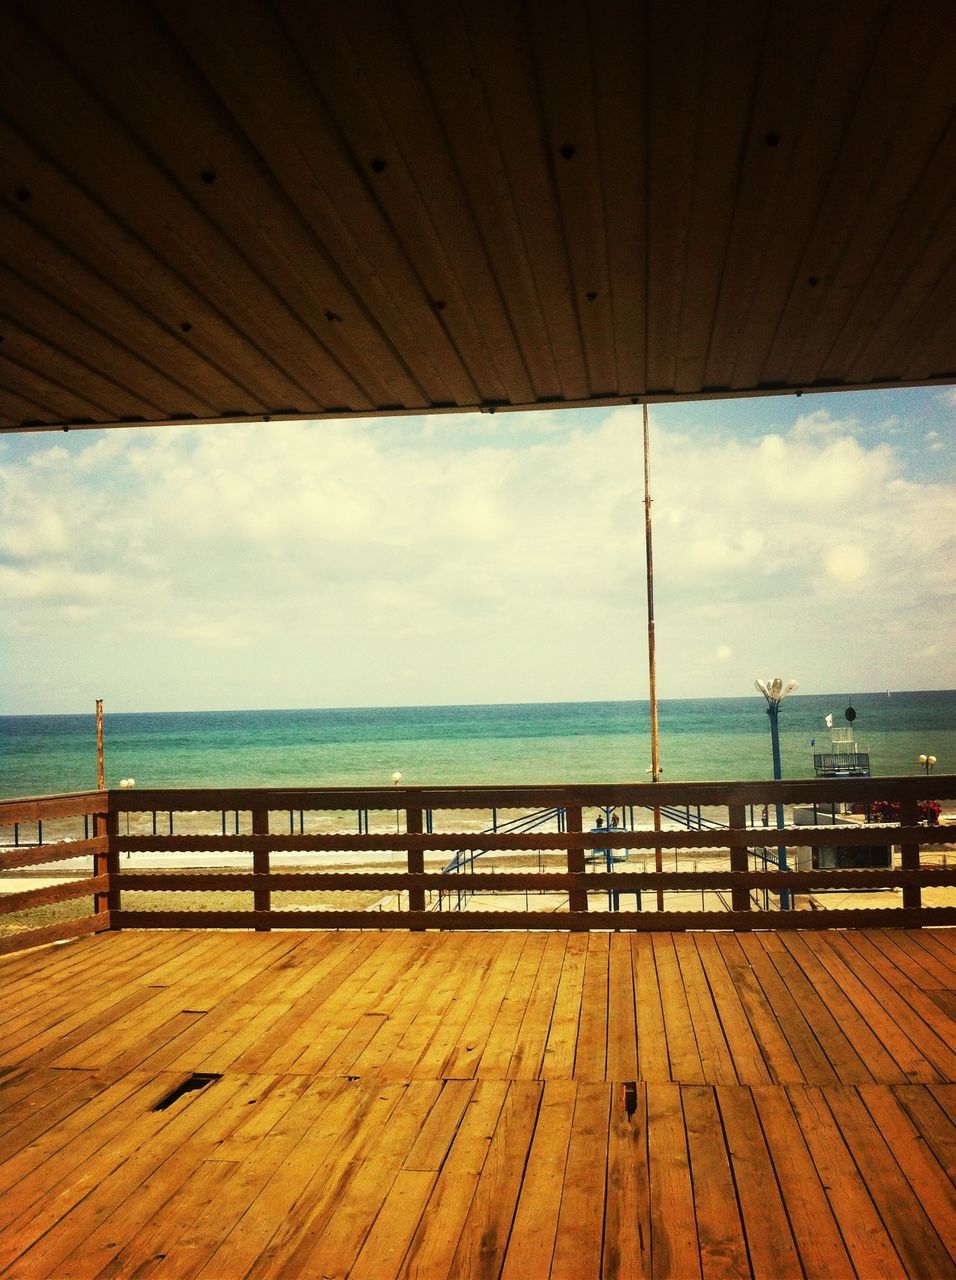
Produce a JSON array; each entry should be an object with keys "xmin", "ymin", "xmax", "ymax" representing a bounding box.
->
[
  {"xmin": 754, "ymin": 678, "xmax": 798, "ymax": 910},
  {"xmin": 918, "ymin": 754, "xmax": 937, "ymax": 775},
  {"xmin": 392, "ymin": 771, "xmax": 402, "ymax": 835},
  {"xmin": 119, "ymin": 777, "xmax": 136, "ymax": 847}
]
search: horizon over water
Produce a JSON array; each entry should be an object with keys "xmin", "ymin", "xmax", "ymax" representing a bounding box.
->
[{"xmin": 1, "ymin": 691, "xmax": 953, "ymax": 800}]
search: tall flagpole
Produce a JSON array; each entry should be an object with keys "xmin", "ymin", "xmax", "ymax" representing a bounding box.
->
[
  {"xmin": 642, "ymin": 404, "xmax": 664, "ymax": 909},
  {"xmin": 95, "ymin": 698, "xmax": 105, "ymax": 791}
]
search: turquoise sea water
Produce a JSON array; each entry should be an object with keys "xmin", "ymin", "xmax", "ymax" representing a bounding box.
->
[{"xmin": 0, "ymin": 692, "xmax": 952, "ymax": 799}]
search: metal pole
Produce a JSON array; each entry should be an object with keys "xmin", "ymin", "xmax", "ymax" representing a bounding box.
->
[
  {"xmin": 767, "ymin": 702, "xmax": 791, "ymax": 909},
  {"xmin": 643, "ymin": 404, "xmax": 664, "ymax": 910},
  {"xmin": 95, "ymin": 698, "xmax": 105, "ymax": 790}
]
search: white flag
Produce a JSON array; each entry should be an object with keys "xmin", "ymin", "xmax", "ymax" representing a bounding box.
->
[{"xmin": 825, "ymin": 713, "xmax": 833, "ymax": 728}]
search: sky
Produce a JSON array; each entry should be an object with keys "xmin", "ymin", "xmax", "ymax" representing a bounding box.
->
[{"xmin": 1, "ymin": 385, "xmax": 953, "ymax": 714}]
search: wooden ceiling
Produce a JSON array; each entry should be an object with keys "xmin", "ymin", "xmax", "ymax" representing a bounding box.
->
[{"xmin": 1, "ymin": 0, "xmax": 955, "ymax": 433}]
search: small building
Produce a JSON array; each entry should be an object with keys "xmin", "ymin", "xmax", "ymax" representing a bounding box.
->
[{"xmin": 794, "ymin": 717, "xmax": 891, "ymax": 872}]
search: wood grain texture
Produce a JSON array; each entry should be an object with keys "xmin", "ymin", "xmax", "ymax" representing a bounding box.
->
[{"xmin": 0, "ymin": 927, "xmax": 952, "ymax": 1276}]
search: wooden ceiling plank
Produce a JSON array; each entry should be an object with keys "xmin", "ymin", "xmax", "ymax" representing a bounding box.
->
[
  {"xmin": 312, "ymin": 0, "xmax": 526, "ymax": 405},
  {"xmin": 125, "ymin": 0, "xmax": 441, "ymax": 412},
  {"xmin": 0, "ymin": 6, "xmax": 371, "ymax": 417},
  {"xmin": 0, "ymin": 123, "xmax": 298, "ymax": 415},
  {"xmin": 644, "ymin": 0, "xmax": 709, "ymax": 393},
  {"xmin": 0, "ymin": 128, "xmax": 310, "ymax": 414},
  {"xmin": 20, "ymin": 0, "xmax": 386, "ymax": 416},
  {"xmin": 274, "ymin": 0, "xmax": 481, "ymax": 406},
  {"xmin": 455, "ymin": 0, "xmax": 590, "ymax": 402},
  {"xmin": 588, "ymin": 0, "xmax": 647, "ymax": 396},
  {"xmin": 869, "ymin": 250, "xmax": 956, "ymax": 383},
  {"xmin": 0, "ymin": 259, "xmax": 208, "ymax": 419},
  {"xmin": 776, "ymin": 2, "xmax": 956, "ymax": 387},
  {"xmin": 0, "ymin": 352, "xmax": 112, "ymax": 423},
  {"xmin": 672, "ymin": 0, "xmax": 767, "ymax": 395},
  {"xmin": 701, "ymin": 0, "xmax": 838, "ymax": 390},
  {"xmin": 155, "ymin": 0, "xmax": 463, "ymax": 408},
  {"xmin": 0, "ymin": 382, "xmax": 60, "ymax": 426},
  {"xmin": 399, "ymin": 0, "xmax": 561, "ymax": 401},
  {"xmin": 524, "ymin": 0, "xmax": 616, "ymax": 398},
  {"xmin": 830, "ymin": 121, "xmax": 956, "ymax": 385},
  {"xmin": 726, "ymin": 2, "xmax": 894, "ymax": 392},
  {"xmin": 0, "ymin": 206, "xmax": 253, "ymax": 417},
  {"xmin": 0, "ymin": 307, "xmax": 160, "ymax": 421}
]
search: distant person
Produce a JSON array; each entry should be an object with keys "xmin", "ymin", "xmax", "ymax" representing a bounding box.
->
[{"xmin": 589, "ymin": 814, "xmax": 608, "ymax": 863}]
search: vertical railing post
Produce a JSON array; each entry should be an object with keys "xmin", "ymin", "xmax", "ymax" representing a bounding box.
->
[
  {"xmin": 95, "ymin": 794, "xmax": 120, "ymax": 928},
  {"xmin": 899, "ymin": 797, "xmax": 920, "ymax": 916},
  {"xmin": 729, "ymin": 802, "xmax": 750, "ymax": 914},
  {"xmin": 406, "ymin": 806, "xmax": 425, "ymax": 928},
  {"xmin": 566, "ymin": 804, "xmax": 588, "ymax": 924},
  {"xmin": 252, "ymin": 806, "xmax": 270, "ymax": 931}
]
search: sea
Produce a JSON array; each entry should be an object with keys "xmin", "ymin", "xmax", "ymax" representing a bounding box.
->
[{"xmin": 1, "ymin": 691, "xmax": 952, "ymax": 800}]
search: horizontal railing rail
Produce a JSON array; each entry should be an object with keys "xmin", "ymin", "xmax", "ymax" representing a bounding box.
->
[
  {"xmin": 1, "ymin": 776, "xmax": 953, "ymax": 948},
  {"xmin": 0, "ymin": 790, "xmax": 112, "ymax": 955}
]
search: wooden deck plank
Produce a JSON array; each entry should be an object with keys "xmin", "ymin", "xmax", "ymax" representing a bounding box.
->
[
  {"xmin": 315, "ymin": 935, "xmax": 440, "ymax": 1077},
  {"xmin": 893, "ymin": 1083, "xmax": 956, "ymax": 1183},
  {"xmin": 823, "ymin": 1084, "xmax": 954, "ymax": 1277},
  {"xmin": 632, "ymin": 934, "xmax": 671, "ymax": 1083},
  {"xmin": 787, "ymin": 1086, "xmax": 909, "ymax": 1278},
  {"xmin": 606, "ymin": 933, "xmax": 639, "ymax": 1083},
  {"xmin": 252, "ymin": 932, "xmax": 405, "ymax": 1073},
  {"xmin": 691, "ymin": 933, "xmax": 771, "ymax": 1085},
  {"xmin": 714, "ymin": 934, "xmax": 802, "ymax": 1083},
  {"xmin": 540, "ymin": 933, "xmax": 588, "ymax": 1079},
  {"xmin": 0, "ymin": 1072, "xmax": 253, "ymax": 1277},
  {"xmin": 476, "ymin": 933, "xmax": 549, "ymax": 1079},
  {"xmin": 602, "ymin": 1080, "xmax": 651, "ymax": 1279},
  {"xmin": 867, "ymin": 928, "xmax": 953, "ymax": 988},
  {"xmin": 0, "ymin": 1069, "xmax": 107, "ymax": 1151},
  {"xmin": 749, "ymin": 1085, "xmax": 856, "ymax": 1278},
  {"xmin": 232, "ymin": 931, "xmax": 382, "ymax": 1072},
  {"xmin": 737, "ymin": 932, "xmax": 840, "ymax": 1085},
  {"xmin": 646, "ymin": 1082, "xmax": 700, "ymax": 1279},
  {"xmin": 574, "ymin": 933, "xmax": 611, "ymax": 1081},
  {"xmin": 0, "ymin": 927, "xmax": 953, "ymax": 1278},
  {"xmin": 716, "ymin": 1085, "xmax": 803, "ymax": 1279},
  {"xmin": 135, "ymin": 1077, "xmax": 355, "ymax": 1279},
  {"xmin": 858, "ymin": 1084, "xmax": 956, "ymax": 1265},
  {"xmin": 671, "ymin": 934, "xmax": 737, "ymax": 1086},
  {"xmin": 446, "ymin": 1080, "xmax": 543, "ymax": 1279},
  {"xmin": 0, "ymin": 1065, "xmax": 63, "ymax": 1118},
  {"xmin": 681, "ymin": 1085, "xmax": 749, "ymax": 1279},
  {"xmin": 209, "ymin": 1080, "xmax": 443, "ymax": 1280},
  {"xmin": 783, "ymin": 932, "xmax": 933, "ymax": 1082},
  {"xmin": 410, "ymin": 934, "xmax": 501, "ymax": 1079},
  {"xmin": 442, "ymin": 933, "xmax": 529, "ymax": 1079},
  {"xmin": 905, "ymin": 926, "xmax": 956, "ymax": 969},
  {"xmin": 506, "ymin": 931, "xmax": 568, "ymax": 1080},
  {"xmin": 499, "ymin": 1080, "xmax": 576, "ymax": 1280},
  {"xmin": 403, "ymin": 1079, "xmax": 476, "ymax": 1173},
  {"xmin": 821, "ymin": 932, "xmax": 956, "ymax": 1079},
  {"xmin": 652, "ymin": 934, "xmax": 705, "ymax": 1085},
  {"xmin": 777, "ymin": 932, "xmax": 909, "ymax": 1083},
  {"xmin": 755, "ymin": 931, "xmax": 876, "ymax": 1083},
  {"xmin": 550, "ymin": 1082, "xmax": 610, "ymax": 1280},
  {"xmin": 94, "ymin": 1157, "xmax": 238, "ymax": 1280},
  {"xmin": 400, "ymin": 1079, "xmax": 511, "ymax": 1279},
  {"xmin": 0, "ymin": 1073, "xmax": 168, "ymax": 1230},
  {"xmin": 375, "ymin": 941, "xmax": 484, "ymax": 1083}
]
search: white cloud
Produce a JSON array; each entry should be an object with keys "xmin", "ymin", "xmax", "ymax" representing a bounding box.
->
[
  {"xmin": 1, "ymin": 400, "xmax": 954, "ymax": 710},
  {"xmin": 824, "ymin": 544, "xmax": 870, "ymax": 585}
]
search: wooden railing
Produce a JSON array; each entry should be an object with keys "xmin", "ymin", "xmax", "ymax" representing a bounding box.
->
[{"xmin": 1, "ymin": 777, "xmax": 954, "ymax": 953}]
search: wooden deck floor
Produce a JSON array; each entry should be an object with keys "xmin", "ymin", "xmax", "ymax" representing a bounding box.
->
[{"xmin": 1, "ymin": 928, "xmax": 954, "ymax": 1278}]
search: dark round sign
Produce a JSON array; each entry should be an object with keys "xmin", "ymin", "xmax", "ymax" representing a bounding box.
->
[{"xmin": 845, "ymin": 705, "xmax": 856, "ymax": 722}]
